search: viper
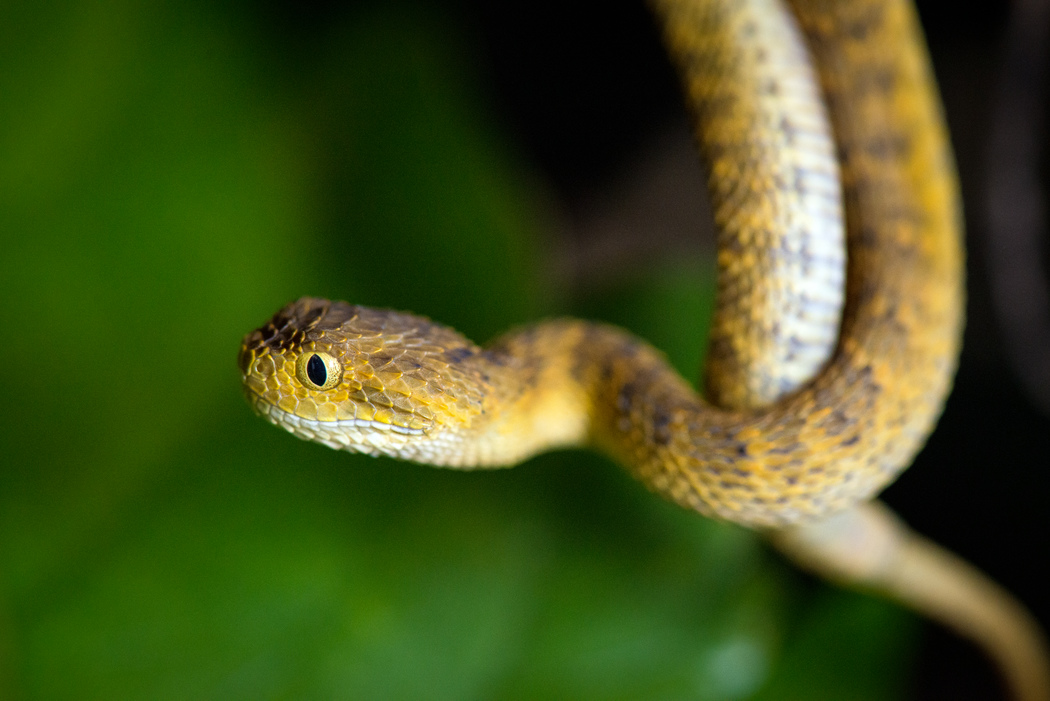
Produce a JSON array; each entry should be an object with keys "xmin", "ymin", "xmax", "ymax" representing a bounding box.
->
[{"xmin": 238, "ymin": 0, "xmax": 1050, "ymax": 697}]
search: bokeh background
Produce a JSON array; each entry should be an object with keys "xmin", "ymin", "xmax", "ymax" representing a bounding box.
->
[{"xmin": 1, "ymin": 1, "xmax": 1046, "ymax": 699}]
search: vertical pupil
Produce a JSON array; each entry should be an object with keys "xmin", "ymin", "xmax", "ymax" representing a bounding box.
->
[{"xmin": 306, "ymin": 354, "xmax": 327, "ymax": 386}]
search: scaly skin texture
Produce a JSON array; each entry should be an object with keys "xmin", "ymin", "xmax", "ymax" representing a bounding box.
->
[
  {"xmin": 765, "ymin": 2, "xmax": 1049, "ymax": 700},
  {"xmin": 243, "ymin": 0, "xmax": 962, "ymax": 529},
  {"xmin": 656, "ymin": 0, "xmax": 846, "ymax": 409},
  {"xmin": 238, "ymin": 0, "xmax": 1050, "ymax": 697}
]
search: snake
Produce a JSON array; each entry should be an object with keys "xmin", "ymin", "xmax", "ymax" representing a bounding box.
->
[{"xmin": 238, "ymin": 0, "xmax": 1050, "ymax": 697}]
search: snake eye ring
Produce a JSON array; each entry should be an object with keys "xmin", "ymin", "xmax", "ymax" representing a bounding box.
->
[{"xmin": 295, "ymin": 351, "xmax": 342, "ymax": 391}]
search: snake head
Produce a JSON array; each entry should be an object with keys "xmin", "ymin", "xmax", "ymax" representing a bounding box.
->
[{"xmin": 238, "ymin": 297, "xmax": 489, "ymax": 461}]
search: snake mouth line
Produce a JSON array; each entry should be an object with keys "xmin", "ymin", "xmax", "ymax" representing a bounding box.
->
[{"xmin": 247, "ymin": 393, "xmax": 427, "ymax": 437}]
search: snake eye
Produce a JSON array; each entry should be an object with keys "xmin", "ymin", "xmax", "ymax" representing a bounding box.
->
[{"xmin": 295, "ymin": 351, "xmax": 342, "ymax": 391}]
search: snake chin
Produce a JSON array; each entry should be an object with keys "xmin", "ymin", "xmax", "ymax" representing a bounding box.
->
[{"xmin": 246, "ymin": 391, "xmax": 436, "ymax": 459}]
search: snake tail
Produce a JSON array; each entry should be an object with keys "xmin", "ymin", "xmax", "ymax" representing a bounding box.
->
[{"xmin": 771, "ymin": 502, "xmax": 1050, "ymax": 701}]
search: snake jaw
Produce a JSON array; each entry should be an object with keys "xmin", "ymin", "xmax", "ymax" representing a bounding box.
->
[
  {"xmin": 238, "ymin": 298, "xmax": 495, "ymax": 462},
  {"xmin": 245, "ymin": 390, "xmax": 431, "ymax": 458},
  {"xmin": 239, "ymin": 359, "xmax": 450, "ymax": 461},
  {"xmin": 239, "ymin": 338, "xmax": 441, "ymax": 453}
]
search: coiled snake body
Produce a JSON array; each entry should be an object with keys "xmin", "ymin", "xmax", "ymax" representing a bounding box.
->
[{"xmin": 239, "ymin": 0, "xmax": 1049, "ymax": 697}]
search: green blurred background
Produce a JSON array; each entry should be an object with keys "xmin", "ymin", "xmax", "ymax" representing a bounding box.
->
[{"xmin": 0, "ymin": 1, "xmax": 1044, "ymax": 699}]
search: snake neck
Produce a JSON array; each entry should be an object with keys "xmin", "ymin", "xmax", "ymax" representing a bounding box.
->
[{"xmin": 469, "ymin": 317, "xmax": 872, "ymax": 527}]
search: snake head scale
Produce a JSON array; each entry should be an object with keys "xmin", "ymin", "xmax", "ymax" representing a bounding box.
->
[{"xmin": 238, "ymin": 297, "xmax": 498, "ymax": 465}]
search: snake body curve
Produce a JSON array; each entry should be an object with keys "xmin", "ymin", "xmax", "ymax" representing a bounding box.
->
[
  {"xmin": 241, "ymin": 0, "xmax": 961, "ymax": 529},
  {"xmin": 239, "ymin": 0, "xmax": 1048, "ymax": 697}
]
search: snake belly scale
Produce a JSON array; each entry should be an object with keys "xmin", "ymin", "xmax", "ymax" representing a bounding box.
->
[{"xmin": 238, "ymin": 0, "xmax": 1049, "ymax": 698}]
